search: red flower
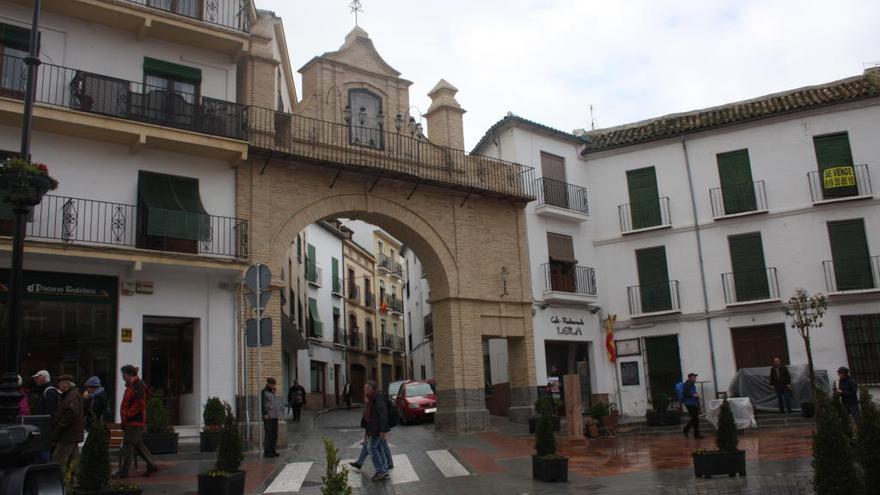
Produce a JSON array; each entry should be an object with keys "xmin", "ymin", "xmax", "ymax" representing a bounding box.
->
[{"xmin": 35, "ymin": 163, "xmax": 48, "ymax": 174}]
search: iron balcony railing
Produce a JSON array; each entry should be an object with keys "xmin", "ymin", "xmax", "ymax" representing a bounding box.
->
[
  {"xmin": 0, "ymin": 194, "xmax": 247, "ymax": 258},
  {"xmin": 542, "ymin": 264, "xmax": 597, "ymax": 296},
  {"xmin": 333, "ymin": 326, "xmax": 345, "ymax": 345},
  {"xmin": 823, "ymin": 256, "xmax": 880, "ymax": 293},
  {"xmin": 535, "ymin": 177, "xmax": 589, "ymax": 214},
  {"xmin": 394, "ymin": 336, "xmax": 406, "ymax": 352},
  {"xmin": 347, "ymin": 283, "xmax": 360, "ymax": 303},
  {"xmin": 332, "ymin": 276, "xmax": 343, "ymax": 295},
  {"xmin": 364, "ymin": 291, "xmax": 376, "ymax": 309},
  {"xmin": 710, "ymin": 180, "xmax": 768, "ymax": 218},
  {"xmin": 366, "ymin": 335, "xmax": 377, "ymax": 352},
  {"xmin": 619, "ymin": 197, "xmax": 671, "ymax": 234},
  {"xmin": 1, "ymin": 54, "xmax": 247, "ymax": 140},
  {"xmin": 722, "ymin": 268, "xmax": 780, "ymax": 304},
  {"xmin": 307, "ymin": 319, "xmax": 322, "ymax": 339},
  {"xmin": 379, "ymin": 253, "xmax": 404, "ymax": 277},
  {"xmin": 305, "ymin": 260, "xmax": 322, "ymax": 286},
  {"xmin": 245, "ymin": 107, "xmax": 536, "ymax": 201},
  {"xmin": 424, "ymin": 313, "xmax": 433, "ymax": 338},
  {"xmin": 808, "ymin": 164, "xmax": 872, "ymax": 203},
  {"xmin": 627, "ymin": 280, "xmax": 681, "ymax": 316},
  {"xmin": 348, "ymin": 329, "xmax": 362, "ymax": 348},
  {"xmin": 381, "ymin": 333, "xmax": 394, "ymax": 350},
  {"xmin": 122, "ymin": 0, "xmax": 250, "ymax": 32},
  {"xmin": 382, "ymin": 294, "xmax": 404, "ymax": 314}
]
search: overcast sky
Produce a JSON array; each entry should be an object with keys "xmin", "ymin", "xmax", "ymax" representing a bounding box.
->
[{"xmin": 259, "ymin": 0, "xmax": 880, "ymax": 150}]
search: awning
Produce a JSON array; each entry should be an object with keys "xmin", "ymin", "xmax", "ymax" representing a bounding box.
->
[
  {"xmin": 143, "ymin": 57, "xmax": 202, "ymax": 83},
  {"xmin": 282, "ymin": 314, "xmax": 309, "ymax": 351},
  {"xmin": 308, "ymin": 298, "xmax": 321, "ymax": 323},
  {"xmin": 0, "ymin": 23, "xmax": 31, "ymax": 51},
  {"xmin": 138, "ymin": 171, "xmax": 210, "ymax": 241}
]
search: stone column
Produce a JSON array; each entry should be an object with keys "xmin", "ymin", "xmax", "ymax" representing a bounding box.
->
[
  {"xmin": 424, "ymin": 79, "xmax": 466, "ymax": 151},
  {"xmin": 507, "ymin": 334, "xmax": 537, "ymax": 423}
]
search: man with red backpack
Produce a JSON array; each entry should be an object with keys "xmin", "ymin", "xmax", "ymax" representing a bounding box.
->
[{"xmin": 114, "ymin": 365, "xmax": 158, "ymax": 479}]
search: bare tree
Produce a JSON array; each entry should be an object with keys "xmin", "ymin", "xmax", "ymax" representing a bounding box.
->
[{"xmin": 783, "ymin": 289, "xmax": 828, "ymax": 392}]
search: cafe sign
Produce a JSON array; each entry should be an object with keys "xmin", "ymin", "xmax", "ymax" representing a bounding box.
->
[
  {"xmin": 551, "ymin": 314, "xmax": 584, "ymax": 336},
  {"xmin": 0, "ymin": 269, "xmax": 117, "ymax": 303}
]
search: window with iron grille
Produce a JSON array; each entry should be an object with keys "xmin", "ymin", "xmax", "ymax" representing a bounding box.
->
[{"xmin": 841, "ymin": 314, "xmax": 880, "ymax": 385}]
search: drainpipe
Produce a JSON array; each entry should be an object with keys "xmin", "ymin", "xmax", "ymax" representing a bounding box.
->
[{"xmin": 680, "ymin": 136, "xmax": 719, "ymax": 398}]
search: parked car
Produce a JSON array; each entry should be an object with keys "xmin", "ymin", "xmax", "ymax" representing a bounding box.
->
[
  {"xmin": 388, "ymin": 380, "xmax": 410, "ymax": 402},
  {"xmin": 395, "ymin": 381, "xmax": 437, "ymax": 425}
]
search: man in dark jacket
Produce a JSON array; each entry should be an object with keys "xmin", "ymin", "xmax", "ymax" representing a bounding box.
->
[
  {"xmin": 682, "ymin": 373, "xmax": 704, "ymax": 439},
  {"xmin": 114, "ymin": 365, "xmax": 158, "ymax": 479},
  {"xmin": 261, "ymin": 377, "xmax": 281, "ymax": 457},
  {"xmin": 31, "ymin": 369, "xmax": 60, "ymax": 417},
  {"xmin": 361, "ymin": 380, "xmax": 390, "ymax": 481},
  {"xmin": 52, "ymin": 375, "xmax": 84, "ymax": 471},
  {"xmin": 769, "ymin": 357, "xmax": 793, "ymax": 414},
  {"xmin": 288, "ymin": 380, "xmax": 306, "ymax": 422},
  {"xmin": 83, "ymin": 376, "xmax": 109, "ymax": 428},
  {"xmin": 835, "ymin": 366, "xmax": 860, "ymax": 420}
]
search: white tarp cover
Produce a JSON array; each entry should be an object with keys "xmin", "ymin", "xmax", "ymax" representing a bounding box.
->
[
  {"xmin": 727, "ymin": 364, "xmax": 830, "ymax": 412},
  {"xmin": 705, "ymin": 397, "xmax": 757, "ymax": 430}
]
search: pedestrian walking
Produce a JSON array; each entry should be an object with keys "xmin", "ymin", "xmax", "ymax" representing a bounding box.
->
[
  {"xmin": 52, "ymin": 375, "xmax": 85, "ymax": 472},
  {"xmin": 835, "ymin": 366, "xmax": 860, "ymax": 421},
  {"xmin": 83, "ymin": 376, "xmax": 109, "ymax": 428},
  {"xmin": 31, "ymin": 369, "xmax": 60, "ymax": 463},
  {"xmin": 17, "ymin": 375, "xmax": 30, "ymax": 416},
  {"xmin": 768, "ymin": 357, "xmax": 793, "ymax": 414},
  {"xmin": 360, "ymin": 380, "xmax": 390, "ymax": 481},
  {"xmin": 114, "ymin": 365, "xmax": 158, "ymax": 479},
  {"xmin": 288, "ymin": 380, "xmax": 306, "ymax": 422},
  {"xmin": 262, "ymin": 377, "xmax": 281, "ymax": 458},
  {"xmin": 343, "ymin": 381, "xmax": 352, "ymax": 410},
  {"xmin": 681, "ymin": 373, "xmax": 704, "ymax": 439}
]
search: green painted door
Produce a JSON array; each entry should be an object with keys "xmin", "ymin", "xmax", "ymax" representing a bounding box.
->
[
  {"xmin": 728, "ymin": 232, "xmax": 769, "ymax": 301},
  {"xmin": 828, "ymin": 219, "xmax": 873, "ymax": 291},
  {"xmin": 717, "ymin": 149, "xmax": 756, "ymax": 214},
  {"xmin": 627, "ymin": 167, "xmax": 661, "ymax": 230},
  {"xmin": 814, "ymin": 133, "xmax": 858, "ymax": 199},
  {"xmin": 636, "ymin": 246, "xmax": 671, "ymax": 313},
  {"xmin": 644, "ymin": 335, "xmax": 682, "ymax": 401}
]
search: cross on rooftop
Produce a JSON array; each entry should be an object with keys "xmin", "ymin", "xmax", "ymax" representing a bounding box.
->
[{"xmin": 349, "ymin": 0, "xmax": 364, "ymax": 26}]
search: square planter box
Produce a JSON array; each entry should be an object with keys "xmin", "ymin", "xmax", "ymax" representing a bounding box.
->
[
  {"xmin": 531, "ymin": 454, "xmax": 568, "ymax": 483},
  {"xmin": 528, "ymin": 416, "xmax": 561, "ymax": 434},
  {"xmin": 143, "ymin": 432, "xmax": 179, "ymax": 455},
  {"xmin": 198, "ymin": 470, "xmax": 246, "ymax": 495},
  {"xmin": 73, "ymin": 487, "xmax": 142, "ymax": 495},
  {"xmin": 646, "ymin": 411, "xmax": 681, "ymax": 426},
  {"xmin": 200, "ymin": 431, "xmax": 222, "ymax": 452},
  {"xmin": 692, "ymin": 450, "xmax": 747, "ymax": 478}
]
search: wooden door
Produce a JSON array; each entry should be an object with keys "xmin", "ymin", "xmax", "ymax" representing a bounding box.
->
[
  {"xmin": 731, "ymin": 324, "xmax": 790, "ymax": 369},
  {"xmin": 644, "ymin": 335, "xmax": 682, "ymax": 400}
]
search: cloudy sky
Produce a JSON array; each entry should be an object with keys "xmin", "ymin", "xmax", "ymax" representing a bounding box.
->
[{"xmin": 260, "ymin": 0, "xmax": 880, "ymax": 150}]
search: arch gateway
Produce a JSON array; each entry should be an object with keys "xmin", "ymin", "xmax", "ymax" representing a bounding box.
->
[{"xmin": 236, "ymin": 18, "xmax": 537, "ymax": 432}]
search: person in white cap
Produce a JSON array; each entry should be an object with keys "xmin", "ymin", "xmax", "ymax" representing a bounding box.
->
[{"xmin": 31, "ymin": 370, "xmax": 60, "ymax": 418}]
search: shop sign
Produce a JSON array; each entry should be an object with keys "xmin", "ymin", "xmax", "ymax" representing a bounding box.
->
[
  {"xmin": 550, "ymin": 314, "xmax": 584, "ymax": 336},
  {"xmin": 0, "ymin": 269, "xmax": 116, "ymax": 303},
  {"xmin": 120, "ymin": 328, "xmax": 133, "ymax": 343},
  {"xmin": 135, "ymin": 281, "xmax": 154, "ymax": 294},
  {"xmin": 121, "ymin": 280, "xmax": 136, "ymax": 296}
]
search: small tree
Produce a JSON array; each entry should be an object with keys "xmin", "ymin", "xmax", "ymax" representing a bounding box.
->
[
  {"xmin": 856, "ymin": 387, "xmax": 880, "ymax": 490},
  {"xmin": 716, "ymin": 398, "xmax": 738, "ymax": 452},
  {"xmin": 77, "ymin": 423, "xmax": 111, "ymax": 491},
  {"xmin": 203, "ymin": 396, "xmax": 226, "ymax": 432},
  {"xmin": 147, "ymin": 396, "xmax": 173, "ymax": 434},
  {"xmin": 321, "ymin": 438, "xmax": 352, "ymax": 495},
  {"xmin": 534, "ymin": 397, "xmax": 557, "ymax": 458},
  {"xmin": 215, "ymin": 403, "xmax": 244, "ymax": 474},
  {"xmin": 783, "ymin": 289, "xmax": 828, "ymax": 392},
  {"xmin": 813, "ymin": 393, "xmax": 862, "ymax": 495}
]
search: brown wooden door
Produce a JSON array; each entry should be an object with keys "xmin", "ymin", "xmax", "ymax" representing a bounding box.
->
[
  {"xmin": 731, "ymin": 324, "xmax": 790, "ymax": 369},
  {"xmin": 541, "ymin": 152, "xmax": 569, "ymax": 208}
]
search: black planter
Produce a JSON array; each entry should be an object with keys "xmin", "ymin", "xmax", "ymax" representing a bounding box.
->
[
  {"xmin": 0, "ymin": 171, "xmax": 53, "ymax": 207},
  {"xmin": 198, "ymin": 470, "xmax": 246, "ymax": 495},
  {"xmin": 531, "ymin": 455, "xmax": 568, "ymax": 482},
  {"xmin": 692, "ymin": 450, "xmax": 747, "ymax": 478},
  {"xmin": 801, "ymin": 402, "xmax": 815, "ymax": 418},
  {"xmin": 663, "ymin": 411, "xmax": 682, "ymax": 425},
  {"xmin": 200, "ymin": 431, "xmax": 222, "ymax": 452},
  {"xmin": 646, "ymin": 410, "xmax": 680, "ymax": 426},
  {"xmin": 143, "ymin": 431, "xmax": 179, "ymax": 455},
  {"xmin": 528, "ymin": 416, "xmax": 561, "ymax": 434},
  {"xmin": 73, "ymin": 487, "xmax": 142, "ymax": 495}
]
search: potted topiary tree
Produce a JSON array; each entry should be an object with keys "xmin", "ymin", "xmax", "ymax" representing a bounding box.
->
[
  {"xmin": 528, "ymin": 395, "xmax": 561, "ymax": 434},
  {"xmin": 320, "ymin": 438, "xmax": 352, "ymax": 495},
  {"xmin": 813, "ymin": 392, "xmax": 862, "ymax": 493},
  {"xmin": 856, "ymin": 387, "xmax": 880, "ymax": 490},
  {"xmin": 586, "ymin": 401, "xmax": 609, "ymax": 438},
  {"xmin": 200, "ymin": 397, "xmax": 226, "ymax": 452},
  {"xmin": 75, "ymin": 423, "xmax": 141, "ymax": 494},
  {"xmin": 531, "ymin": 398, "xmax": 568, "ymax": 482},
  {"xmin": 143, "ymin": 396, "xmax": 179, "ymax": 455},
  {"xmin": 198, "ymin": 403, "xmax": 246, "ymax": 495},
  {"xmin": 692, "ymin": 398, "xmax": 746, "ymax": 478}
]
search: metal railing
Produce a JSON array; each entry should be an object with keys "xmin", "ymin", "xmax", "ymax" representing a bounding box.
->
[
  {"xmin": 365, "ymin": 291, "xmax": 375, "ymax": 308},
  {"xmin": 333, "ymin": 326, "xmax": 345, "ymax": 345},
  {"xmin": 823, "ymin": 256, "xmax": 880, "ymax": 293},
  {"xmin": 245, "ymin": 107, "xmax": 536, "ymax": 201},
  {"xmin": 1, "ymin": 54, "xmax": 247, "ymax": 140},
  {"xmin": 710, "ymin": 180, "xmax": 768, "ymax": 218},
  {"xmin": 535, "ymin": 177, "xmax": 589, "ymax": 214},
  {"xmin": 722, "ymin": 268, "xmax": 780, "ymax": 304},
  {"xmin": 366, "ymin": 335, "xmax": 377, "ymax": 352},
  {"xmin": 307, "ymin": 319, "xmax": 322, "ymax": 339},
  {"xmin": 122, "ymin": 0, "xmax": 250, "ymax": 32},
  {"xmin": 381, "ymin": 333, "xmax": 394, "ymax": 350},
  {"xmin": 424, "ymin": 313, "xmax": 433, "ymax": 338},
  {"xmin": 332, "ymin": 277, "xmax": 343, "ymax": 295},
  {"xmin": 394, "ymin": 336, "xmax": 406, "ymax": 352},
  {"xmin": 379, "ymin": 253, "xmax": 404, "ymax": 277},
  {"xmin": 542, "ymin": 264, "xmax": 597, "ymax": 296},
  {"xmin": 0, "ymin": 194, "xmax": 246, "ymax": 258},
  {"xmin": 808, "ymin": 164, "xmax": 872, "ymax": 203},
  {"xmin": 347, "ymin": 284, "xmax": 360, "ymax": 303},
  {"xmin": 348, "ymin": 329, "xmax": 362, "ymax": 348},
  {"xmin": 382, "ymin": 294, "xmax": 404, "ymax": 313},
  {"xmin": 627, "ymin": 280, "xmax": 681, "ymax": 315},
  {"xmin": 618, "ymin": 197, "xmax": 671, "ymax": 233},
  {"xmin": 305, "ymin": 261, "xmax": 322, "ymax": 286}
]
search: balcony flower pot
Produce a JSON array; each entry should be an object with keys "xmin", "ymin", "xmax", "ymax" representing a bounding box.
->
[
  {"xmin": 692, "ymin": 450, "xmax": 747, "ymax": 478},
  {"xmin": 197, "ymin": 470, "xmax": 246, "ymax": 495},
  {"xmin": 200, "ymin": 429, "xmax": 222, "ymax": 452},
  {"xmin": 528, "ymin": 416, "xmax": 560, "ymax": 434},
  {"xmin": 0, "ymin": 160, "xmax": 59, "ymax": 207},
  {"xmin": 531, "ymin": 454, "xmax": 568, "ymax": 482},
  {"xmin": 143, "ymin": 431, "xmax": 179, "ymax": 455}
]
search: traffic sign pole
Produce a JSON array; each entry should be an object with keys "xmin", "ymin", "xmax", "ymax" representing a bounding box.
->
[{"xmin": 256, "ymin": 265, "xmax": 263, "ymax": 456}]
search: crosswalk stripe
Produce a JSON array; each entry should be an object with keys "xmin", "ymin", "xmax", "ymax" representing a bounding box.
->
[
  {"xmin": 426, "ymin": 449, "xmax": 470, "ymax": 477},
  {"xmin": 388, "ymin": 454, "xmax": 419, "ymax": 484},
  {"xmin": 264, "ymin": 462, "xmax": 312, "ymax": 494},
  {"xmin": 340, "ymin": 459, "xmax": 363, "ymax": 488}
]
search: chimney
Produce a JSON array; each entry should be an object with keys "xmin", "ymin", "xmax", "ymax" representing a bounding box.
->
[
  {"xmin": 865, "ymin": 65, "xmax": 880, "ymax": 85},
  {"xmin": 424, "ymin": 79, "xmax": 466, "ymax": 150}
]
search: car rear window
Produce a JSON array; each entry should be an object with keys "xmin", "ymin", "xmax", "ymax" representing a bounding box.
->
[
  {"xmin": 389, "ymin": 382, "xmax": 404, "ymax": 396},
  {"xmin": 405, "ymin": 383, "xmax": 434, "ymax": 397}
]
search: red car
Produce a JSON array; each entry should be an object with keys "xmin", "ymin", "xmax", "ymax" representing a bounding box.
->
[{"xmin": 395, "ymin": 381, "xmax": 437, "ymax": 425}]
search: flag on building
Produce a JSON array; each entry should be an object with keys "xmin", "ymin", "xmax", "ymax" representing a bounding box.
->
[{"xmin": 605, "ymin": 314, "xmax": 617, "ymax": 363}]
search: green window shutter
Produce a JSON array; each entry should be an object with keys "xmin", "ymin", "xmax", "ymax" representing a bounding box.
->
[
  {"xmin": 828, "ymin": 219, "xmax": 872, "ymax": 290},
  {"xmin": 717, "ymin": 149, "xmax": 756, "ymax": 214},
  {"xmin": 626, "ymin": 167, "xmax": 661, "ymax": 230},
  {"xmin": 728, "ymin": 232, "xmax": 769, "ymax": 301},
  {"xmin": 332, "ymin": 257, "xmax": 340, "ymax": 293},
  {"xmin": 814, "ymin": 133, "xmax": 857, "ymax": 199},
  {"xmin": 644, "ymin": 335, "xmax": 682, "ymax": 398},
  {"xmin": 636, "ymin": 246, "xmax": 671, "ymax": 312},
  {"xmin": 137, "ymin": 171, "xmax": 209, "ymax": 241},
  {"xmin": 308, "ymin": 297, "xmax": 322, "ymax": 336},
  {"xmin": 143, "ymin": 57, "xmax": 202, "ymax": 83},
  {"xmin": 0, "ymin": 23, "xmax": 32, "ymax": 51},
  {"xmin": 306, "ymin": 244, "xmax": 317, "ymax": 282}
]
